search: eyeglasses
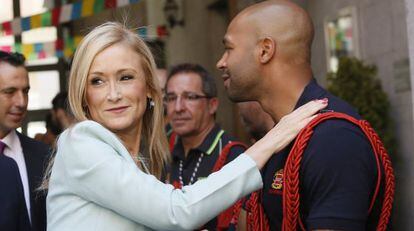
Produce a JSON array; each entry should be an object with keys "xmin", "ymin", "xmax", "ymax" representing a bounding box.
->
[{"xmin": 164, "ymin": 92, "xmax": 211, "ymax": 104}]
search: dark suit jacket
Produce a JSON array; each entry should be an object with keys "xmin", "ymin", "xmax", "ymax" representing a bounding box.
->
[
  {"xmin": 0, "ymin": 154, "xmax": 31, "ymax": 231},
  {"xmin": 17, "ymin": 132, "xmax": 50, "ymax": 231}
]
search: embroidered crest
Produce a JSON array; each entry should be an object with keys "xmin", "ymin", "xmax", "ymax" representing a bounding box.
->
[{"xmin": 271, "ymin": 169, "xmax": 284, "ymax": 190}]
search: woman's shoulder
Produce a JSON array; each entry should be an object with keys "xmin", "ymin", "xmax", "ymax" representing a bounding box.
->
[
  {"xmin": 72, "ymin": 120, "xmax": 106, "ymax": 132},
  {"xmin": 59, "ymin": 120, "xmax": 119, "ymax": 147},
  {"xmin": 63, "ymin": 120, "xmax": 109, "ymax": 137},
  {"xmin": 56, "ymin": 120, "xmax": 127, "ymax": 161}
]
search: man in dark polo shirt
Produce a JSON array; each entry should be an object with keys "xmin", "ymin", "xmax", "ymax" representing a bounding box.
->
[
  {"xmin": 165, "ymin": 63, "xmax": 246, "ymax": 230},
  {"xmin": 217, "ymin": 1, "xmax": 382, "ymax": 230}
]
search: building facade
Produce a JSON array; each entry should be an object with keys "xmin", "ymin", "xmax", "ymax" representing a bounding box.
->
[{"xmin": 1, "ymin": 0, "xmax": 413, "ymax": 228}]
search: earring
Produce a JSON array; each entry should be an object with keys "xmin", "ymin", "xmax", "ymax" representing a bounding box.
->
[{"xmin": 147, "ymin": 97, "xmax": 155, "ymax": 109}]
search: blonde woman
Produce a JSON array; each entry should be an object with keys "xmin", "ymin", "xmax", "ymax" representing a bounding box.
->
[{"xmin": 46, "ymin": 22, "xmax": 327, "ymax": 231}]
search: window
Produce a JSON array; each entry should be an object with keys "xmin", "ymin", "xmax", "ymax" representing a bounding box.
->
[
  {"xmin": 27, "ymin": 121, "xmax": 46, "ymax": 138},
  {"xmin": 28, "ymin": 70, "xmax": 60, "ymax": 110},
  {"xmin": 22, "ymin": 27, "xmax": 58, "ymax": 65},
  {"xmin": 0, "ymin": 35, "xmax": 15, "ymax": 50},
  {"xmin": 20, "ymin": 0, "xmax": 47, "ymax": 17},
  {"xmin": 0, "ymin": 0, "xmax": 13, "ymax": 23},
  {"xmin": 324, "ymin": 7, "xmax": 359, "ymax": 72},
  {"xmin": 0, "ymin": 0, "xmax": 14, "ymax": 49}
]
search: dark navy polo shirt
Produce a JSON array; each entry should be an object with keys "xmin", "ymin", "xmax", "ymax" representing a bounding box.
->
[
  {"xmin": 169, "ymin": 123, "xmax": 246, "ymax": 230},
  {"xmin": 261, "ymin": 79, "xmax": 380, "ymax": 230}
]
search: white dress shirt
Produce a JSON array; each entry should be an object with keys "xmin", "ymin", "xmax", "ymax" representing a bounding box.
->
[{"xmin": 2, "ymin": 130, "xmax": 31, "ymax": 222}]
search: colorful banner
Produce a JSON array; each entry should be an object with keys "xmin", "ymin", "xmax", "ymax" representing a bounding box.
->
[
  {"xmin": 11, "ymin": 18, "xmax": 22, "ymax": 35},
  {"xmin": 0, "ymin": 23, "xmax": 167, "ymax": 61},
  {"xmin": 82, "ymin": 0, "xmax": 95, "ymax": 17},
  {"xmin": 137, "ymin": 25, "xmax": 168, "ymax": 40},
  {"xmin": 0, "ymin": 0, "xmax": 141, "ymax": 36},
  {"xmin": 0, "ymin": 34, "xmax": 83, "ymax": 61}
]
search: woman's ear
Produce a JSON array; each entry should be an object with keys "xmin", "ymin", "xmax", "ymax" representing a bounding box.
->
[
  {"xmin": 146, "ymin": 88, "xmax": 154, "ymax": 99},
  {"xmin": 258, "ymin": 37, "xmax": 276, "ymax": 64}
]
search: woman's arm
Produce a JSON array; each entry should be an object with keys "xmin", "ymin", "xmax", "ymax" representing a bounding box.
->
[
  {"xmin": 54, "ymin": 99, "xmax": 326, "ymax": 230},
  {"xmin": 56, "ymin": 121, "xmax": 262, "ymax": 230}
]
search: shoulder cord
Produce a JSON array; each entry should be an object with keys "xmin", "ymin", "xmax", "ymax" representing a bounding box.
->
[
  {"xmin": 212, "ymin": 140, "xmax": 248, "ymax": 230},
  {"xmin": 169, "ymin": 132, "xmax": 177, "ymax": 152},
  {"xmin": 244, "ymin": 112, "xmax": 395, "ymax": 231}
]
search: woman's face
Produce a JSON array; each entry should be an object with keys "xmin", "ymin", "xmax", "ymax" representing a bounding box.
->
[{"xmin": 86, "ymin": 43, "xmax": 149, "ymax": 137}]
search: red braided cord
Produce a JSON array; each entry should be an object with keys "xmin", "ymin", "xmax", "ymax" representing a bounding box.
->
[
  {"xmin": 246, "ymin": 191, "xmax": 269, "ymax": 231},
  {"xmin": 212, "ymin": 141, "xmax": 248, "ymax": 229},
  {"xmin": 212, "ymin": 141, "xmax": 247, "ymax": 171},
  {"xmin": 246, "ymin": 112, "xmax": 394, "ymax": 231},
  {"xmin": 282, "ymin": 112, "xmax": 395, "ymax": 231},
  {"xmin": 358, "ymin": 120, "xmax": 395, "ymax": 231},
  {"xmin": 169, "ymin": 136, "xmax": 249, "ymax": 229},
  {"xmin": 229, "ymin": 200, "xmax": 243, "ymax": 226},
  {"xmin": 282, "ymin": 125, "xmax": 314, "ymax": 231},
  {"xmin": 168, "ymin": 132, "xmax": 177, "ymax": 152}
]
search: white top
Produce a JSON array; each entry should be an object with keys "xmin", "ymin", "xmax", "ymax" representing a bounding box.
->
[
  {"xmin": 1, "ymin": 130, "xmax": 31, "ymax": 222},
  {"xmin": 47, "ymin": 120, "xmax": 263, "ymax": 230}
]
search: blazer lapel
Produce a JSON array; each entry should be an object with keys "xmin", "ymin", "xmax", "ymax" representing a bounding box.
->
[{"xmin": 17, "ymin": 133, "xmax": 41, "ymax": 220}]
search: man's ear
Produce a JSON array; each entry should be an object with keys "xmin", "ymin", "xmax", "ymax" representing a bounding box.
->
[
  {"xmin": 56, "ymin": 108, "xmax": 65, "ymax": 118},
  {"xmin": 258, "ymin": 37, "xmax": 275, "ymax": 64},
  {"xmin": 208, "ymin": 98, "xmax": 219, "ymax": 115}
]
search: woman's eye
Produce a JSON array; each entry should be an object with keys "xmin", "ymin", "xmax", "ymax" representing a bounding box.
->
[
  {"xmin": 91, "ymin": 78, "xmax": 103, "ymax": 85},
  {"xmin": 120, "ymin": 75, "xmax": 134, "ymax": 81}
]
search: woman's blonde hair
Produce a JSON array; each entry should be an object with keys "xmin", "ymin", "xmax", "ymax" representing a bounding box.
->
[{"xmin": 67, "ymin": 22, "xmax": 169, "ymax": 179}]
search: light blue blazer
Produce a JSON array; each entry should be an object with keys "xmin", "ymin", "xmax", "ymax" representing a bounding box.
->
[{"xmin": 47, "ymin": 121, "xmax": 262, "ymax": 231}]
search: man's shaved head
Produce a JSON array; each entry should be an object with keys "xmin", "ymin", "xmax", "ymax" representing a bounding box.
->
[
  {"xmin": 230, "ymin": 0, "xmax": 314, "ymax": 64},
  {"xmin": 217, "ymin": 0, "xmax": 315, "ymax": 118}
]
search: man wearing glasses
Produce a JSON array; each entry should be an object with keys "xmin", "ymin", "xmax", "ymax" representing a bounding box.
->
[{"xmin": 165, "ymin": 63, "xmax": 246, "ymax": 230}]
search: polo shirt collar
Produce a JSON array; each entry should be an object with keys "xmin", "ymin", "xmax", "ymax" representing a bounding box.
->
[
  {"xmin": 294, "ymin": 78, "xmax": 326, "ymax": 109},
  {"xmin": 172, "ymin": 123, "xmax": 222, "ymax": 160}
]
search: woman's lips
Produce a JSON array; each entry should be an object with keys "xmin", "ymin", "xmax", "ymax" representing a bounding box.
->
[{"xmin": 106, "ymin": 106, "xmax": 129, "ymax": 113}]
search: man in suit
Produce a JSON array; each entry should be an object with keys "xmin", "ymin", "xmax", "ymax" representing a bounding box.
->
[
  {"xmin": 0, "ymin": 51, "xmax": 49, "ymax": 231},
  {"xmin": 0, "ymin": 142, "xmax": 31, "ymax": 231}
]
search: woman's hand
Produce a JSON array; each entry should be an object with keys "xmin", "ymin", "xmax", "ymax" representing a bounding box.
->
[{"xmin": 245, "ymin": 99, "xmax": 328, "ymax": 169}]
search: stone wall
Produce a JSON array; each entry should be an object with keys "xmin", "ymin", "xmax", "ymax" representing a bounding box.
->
[{"xmin": 306, "ymin": 0, "xmax": 412, "ymax": 229}]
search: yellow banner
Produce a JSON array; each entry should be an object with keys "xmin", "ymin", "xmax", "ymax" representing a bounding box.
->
[
  {"xmin": 82, "ymin": 0, "xmax": 95, "ymax": 17},
  {"xmin": 22, "ymin": 44, "xmax": 34, "ymax": 58},
  {"xmin": 30, "ymin": 14, "xmax": 42, "ymax": 29}
]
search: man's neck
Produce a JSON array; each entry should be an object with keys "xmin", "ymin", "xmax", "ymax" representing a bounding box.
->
[
  {"xmin": 0, "ymin": 129, "xmax": 12, "ymax": 140},
  {"xmin": 260, "ymin": 66, "xmax": 312, "ymax": 122},
  {"xmin": 181, "ymin": 122, "xmax": 215, "ymax": 157}
]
